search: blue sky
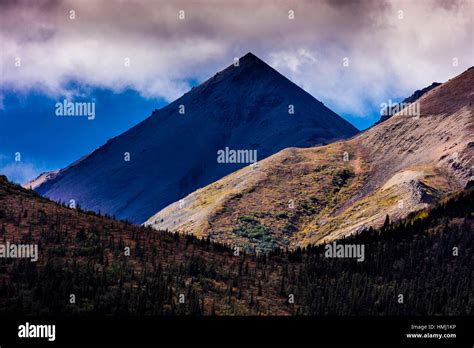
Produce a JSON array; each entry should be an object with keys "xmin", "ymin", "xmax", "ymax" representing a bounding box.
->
[{"xmin": 0, "ymin": 88, "xmax": 166, "ymax": 183}]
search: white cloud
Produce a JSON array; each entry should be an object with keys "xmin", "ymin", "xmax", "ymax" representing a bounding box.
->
[
  {"xmin": 270, "ymin": 49, "xmax": 317, "ymax": 74},
  {"xmin": 0, "ymin": 0, "xmax": 472, "ymax": 115},
  {"xmin": 0, "ymin": 162, "xmax": 43, "ymax": 185}
]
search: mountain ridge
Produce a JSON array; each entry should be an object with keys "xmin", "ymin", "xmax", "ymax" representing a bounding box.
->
[
  {"xmin": 376, "ymin": 81, "xmax": 442, "ymax": 124},
  {"xmin": 34, "ymin": 52, "xmax": 358, "ymax": 223},
  {"xmin": 145, "ymin": 66, "xmax": 473, "ymax": 250}
]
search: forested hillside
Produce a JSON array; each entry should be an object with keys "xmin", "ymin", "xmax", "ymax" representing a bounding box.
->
[{"xmin": 0, "ymin": 176, "xmax": 472, "ymax": 316}]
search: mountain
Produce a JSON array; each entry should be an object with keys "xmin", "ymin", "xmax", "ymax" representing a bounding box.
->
[
  {"xmin": 1, "ymin": 174, "xmax": 471, "ymax": 316},
  {"xmin": 34, "ymin": 52, "xmax": 358, "ymax": 223},
  {"xmin": 377, "ymin": 82, "xmax": 442, "ymax": 124},
  {"xmin": 145, "ymin": 67, "xmax": 473, "ymax": 251}
]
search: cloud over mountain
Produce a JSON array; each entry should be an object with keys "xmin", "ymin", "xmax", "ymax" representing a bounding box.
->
[{"xmin": 1, "ymin": 0, "xmax": 472, "ymax": 120}]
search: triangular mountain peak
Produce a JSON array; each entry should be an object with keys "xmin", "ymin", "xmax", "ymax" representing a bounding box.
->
[
  {"xmin": 239, "ymin": 52, "xmax": 265, "ymax": 65},
  {"xmin": 195, "ymin": 52, "xmax": 279, "ymax": 90},
  {"xmin": 35, "ymin": 54, "xmax": 358, "ymax": 224}
]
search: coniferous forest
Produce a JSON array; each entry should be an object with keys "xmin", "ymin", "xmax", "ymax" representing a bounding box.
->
[{"xmin": 0, "ymin": 175, "xmax": 472, "ymax": 316}]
